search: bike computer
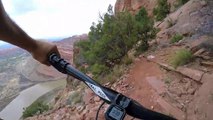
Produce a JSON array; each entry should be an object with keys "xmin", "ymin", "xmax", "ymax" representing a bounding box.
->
[
  {"xmin": 105, "ymin": 104, "xmax": 126, "ymax": 120},
  {"xmin": 105, "ymin": 94, "xmax": 131, "ymax": 120}
]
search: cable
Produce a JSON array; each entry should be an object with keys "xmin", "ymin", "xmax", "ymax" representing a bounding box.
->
[{"xmin": 95, "ymin": 101, "xmax": 106, "ymax": 120}]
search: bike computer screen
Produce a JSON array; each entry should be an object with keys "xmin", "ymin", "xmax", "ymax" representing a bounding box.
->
[{"xmin": 106, "ymin": 105, "xmax": 126, "ymax": 120}]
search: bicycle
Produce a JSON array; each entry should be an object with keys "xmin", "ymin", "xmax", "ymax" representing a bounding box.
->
[{"xmin": 48, "ymin": 53, "xmax": 176, "ymax": 120}]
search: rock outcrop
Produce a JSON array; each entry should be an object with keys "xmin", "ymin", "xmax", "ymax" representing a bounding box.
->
[
  {"xmin": 114, "ymin": 0, "xmax": 176, "ymax": 15},
  {"xmin": 115, "ymin": 0, "xmax": 157, "ymax": 15}
]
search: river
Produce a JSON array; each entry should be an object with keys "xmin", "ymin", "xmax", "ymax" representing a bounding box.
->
[{"xmin": 0, "ymin": 80, "xmax": 66, "ymax": 120}]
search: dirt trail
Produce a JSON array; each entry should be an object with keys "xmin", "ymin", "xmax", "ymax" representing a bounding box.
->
[
  {"xmin": 124, "ymin": 57, "xmax": 163, "ymax": 111},
  {"xmin": 67, "ymin": 56, "xmax": 176, "ymax": 120},
  {"xmin": 117, "ymin": 56, "xmax": 186, "ymax": 120},
  {"xmin": 83, "ymin": 57, "xmax": 167, "ymax": 120}
]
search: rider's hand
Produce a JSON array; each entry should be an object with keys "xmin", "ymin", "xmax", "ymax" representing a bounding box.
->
[{"xmin": 31, "ymin": 40, "xmax": 60, "ymax": 66}]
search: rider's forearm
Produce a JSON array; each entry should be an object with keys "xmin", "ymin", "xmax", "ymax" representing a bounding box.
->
[{"xmin": 0, "ymin": 1, "xmax": 37, "ymax": 53}]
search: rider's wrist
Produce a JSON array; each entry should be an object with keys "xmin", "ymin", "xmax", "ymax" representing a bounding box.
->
[{"xmin": 25, "ymin": 38, "xmax": 38, "ymax": 53}]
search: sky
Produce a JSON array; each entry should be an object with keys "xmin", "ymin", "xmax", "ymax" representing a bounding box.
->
[{"xmin": 0, "ymin": 0, "xmax": 116, "ymax": 46}]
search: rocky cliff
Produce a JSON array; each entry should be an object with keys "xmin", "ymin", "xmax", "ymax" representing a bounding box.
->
[{"xmin": 115, "ymin": 0, "xmax": 176, "ymax": 15}]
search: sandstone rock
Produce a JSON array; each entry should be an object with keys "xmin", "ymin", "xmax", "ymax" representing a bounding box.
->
[
  {"xmin": 134, "ymin": 57, "xmax": 140, "ymax": 61},
  {"xmin": 139, "ymin": 54, "xmax": 144, "ymax": 58},
  {"xmin": 187, "ymin": 88, "xmax": 196, "ymax": 95},
  {"xmin": 193, "ymin": 48, "xmax": 206, "ymax": 56},
  {"xmin": 198, "ymin": 55, "xmax": 212, "ymax": 60},
  {"xmin": 70, "ymin": 106, "xmax": 76, "ymax": 111},
  {"xmin": 147, "ymin": 55, "xmax": 155, "ymax": 60},
  {"xmin": 122, "ymin": 83, "xmax": 129, "ymax": 88},
  {"xmin": 94, "ymin": 96, "xmax": 101, "ymax": 102},
  {"xmin": 104, "ymin": 82, "xmax": 111, "ymax": 87},
  {"xmin": 115, "ymin": 0, "xmax": 176, "ymax": 15},
  {"xmin": 201, "ymin": 61, "xmax": 213, "ymax": 67},
  {"xmin": 200, "ymin": 0, "xmax": 207, "ymax": 7},
  {"xmin": 77, "ymin": 106, "xmax": 85, "ymax": 114},
  {"xmin": 176, "ymin": 67, "xmax": 205, "ymax": 82},
  {"xmin": 158, "ymin": 63, "xmax": 175, "ymax": 71}
]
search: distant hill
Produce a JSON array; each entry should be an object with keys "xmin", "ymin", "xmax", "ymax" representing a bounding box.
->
[
  {"xmin": 0, "ymin": 47, "xmax": 28, "ymax": 60},
  {"xmin": 54, "ymin": 34, "xmax": 88, "ymax": 61}
]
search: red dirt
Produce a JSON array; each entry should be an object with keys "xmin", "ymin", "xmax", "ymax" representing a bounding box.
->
[
  {"xmin": 124, "ymin": 57, "xmax": 164, "ymax": 111},
  {"xmin": 82, "ymin": 57, "xmax": 167, "ymax": 120}
]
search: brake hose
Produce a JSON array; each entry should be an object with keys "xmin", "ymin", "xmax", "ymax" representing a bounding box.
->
[{"xmin": 95, "ymin": 101, "xmax": 106, "ymax": 120}]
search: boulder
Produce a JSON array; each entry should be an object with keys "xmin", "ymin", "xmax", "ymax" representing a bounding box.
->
[{"xmin": 94, "ymin": 96, "xmax": 101, "ymax": 102}]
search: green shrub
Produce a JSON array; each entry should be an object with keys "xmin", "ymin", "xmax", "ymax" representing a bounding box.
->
[
  {"xmin": 164, "ymin": 76, "xmax": 172, "ymax": 84},
  {"xmin": 103, "ymin": 74, "xmax": 117, "ymax": 84},
  {"xmin": 79, "ymin": 66, "xmax": 87, "ymax": 74},
  {"xmin": 100, "ymin": 65, "xmax": 126, "ymax": 84},
  {"xmin": 170, "ymin": 49, "xmax": 193, "ymax": 68},
  {"xmin": 112, "ymin": 65, "xmax": 125, "ymax": 78},
  {"xmin": 135, "ymin": 42, "xmax": 149, "ymax": 56},
  {"xmin": 80, "ymin": 9, "xmax": 151, "ymax": 64},
  {"xmin": 66, "ymin": 91, "xmax": 83, "ymax": 105},
  {"xmin": 73, "ymin": 40, "xmax": 90, "ymax": 68},
  {"xmin": 121, "ymin": 56, "xmax": 133, "ymax": 65},
  {"xmin": 90, "ymin": 64, "xmax": 109, "ymax": 76},
  {"xmin": 170, "ymin": 34, "xmax": 183, "ymax": 43},
  {"xmin": 153, "ymin": 0, "xmax": 170, "ymax": 21},
  {"xmin": 167, "ymin": 18, "xmax": 176, "ymax": 27},
  {"xmin": 74, "ymin": 6, "xmax": 155, "ymax": 82},
  {"xmin": 22, "ymin": 101, "xmax": 49, "ymax": 118}
]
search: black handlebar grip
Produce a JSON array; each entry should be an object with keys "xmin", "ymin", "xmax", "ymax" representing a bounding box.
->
[
  {"xmin": 126, "ymin": 100, "xmax": 177, "ymax": 120},
  {"xmin": 48, "ymin": 53, "xmax": 69, "ymax": 74}
]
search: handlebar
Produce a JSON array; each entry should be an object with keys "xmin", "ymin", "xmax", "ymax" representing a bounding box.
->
[
  {"xmin": 48, "ymin": 53, "xmax": 176, "ymax": 120},
  {"xmin": 126, "ymin": 100, "xmax": 175, "ymax": 120}
]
